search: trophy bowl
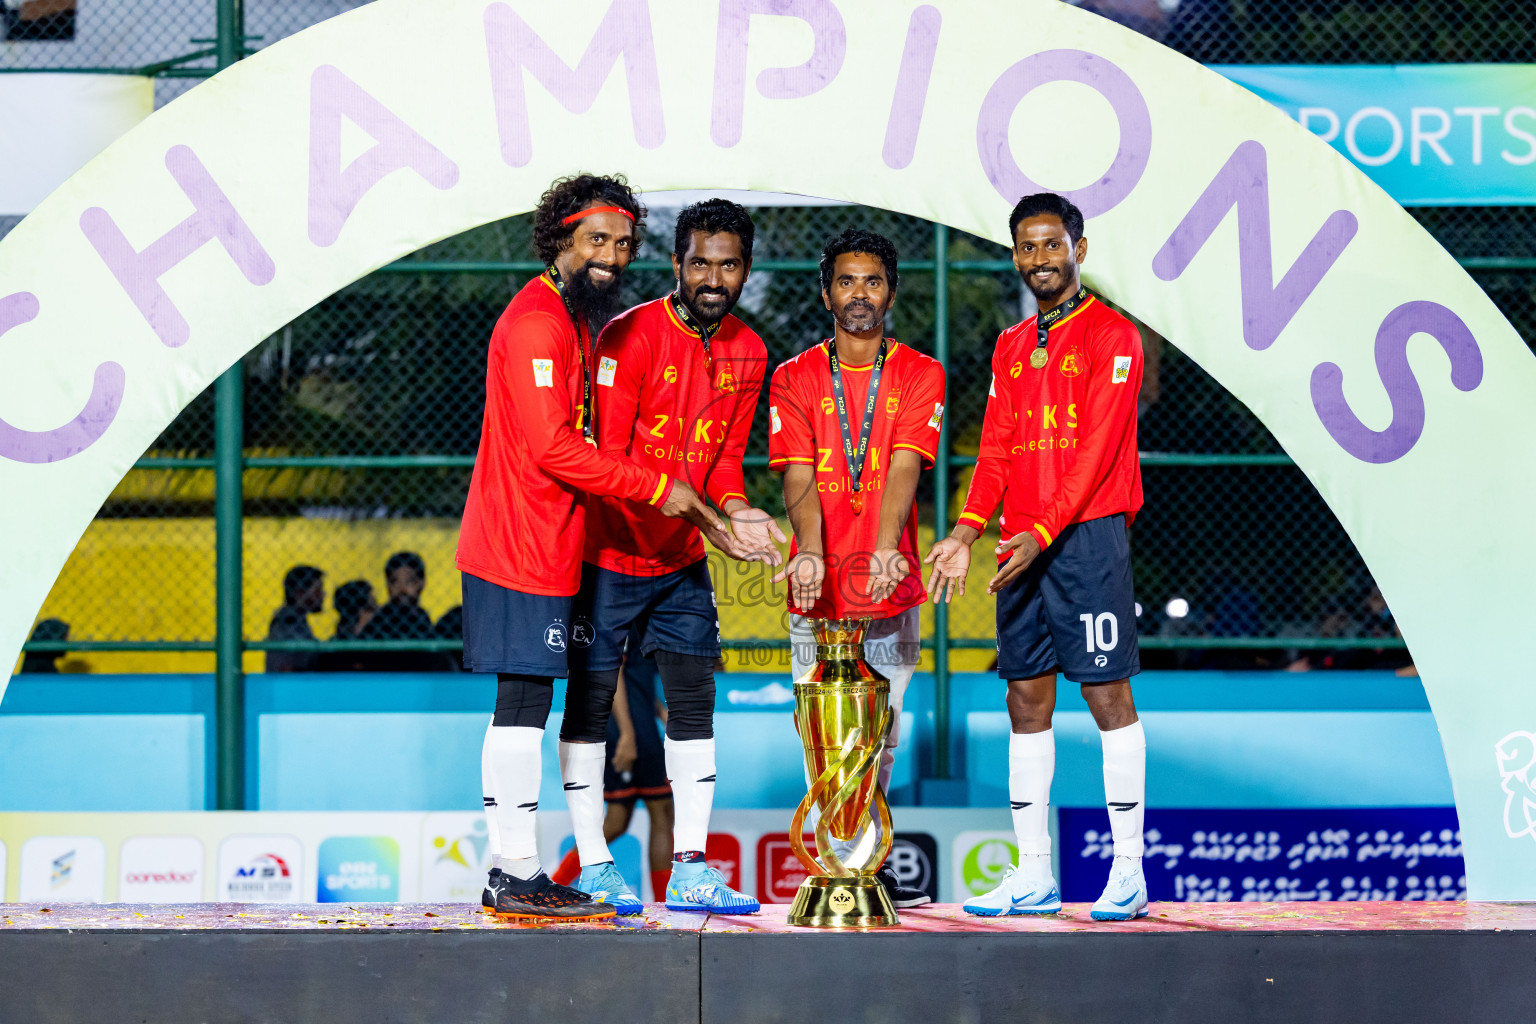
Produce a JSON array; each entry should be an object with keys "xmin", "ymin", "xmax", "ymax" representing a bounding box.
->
[{"xmin": 787, "ymin": 617, "xmax": 899, "ymax": 928}]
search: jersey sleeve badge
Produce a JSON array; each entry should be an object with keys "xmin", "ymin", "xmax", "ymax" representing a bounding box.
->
[
  {"xmin": 532, "ymin": 358, "xmax": 555, "ymax": 387},
  {"xmin": 1112, "ymin": 355, "xmax": 1133, "ymax": 383},
  {"xmin": 597, "ymin": 356, "xmax": 618, "ymax": 387},
  {"xmin": 770, "ymin": 405, "xmax": 782, "ymax": 434},
  {"xmin": 927, "ymin": 402, "xmax": 945, "ymax": 429}
]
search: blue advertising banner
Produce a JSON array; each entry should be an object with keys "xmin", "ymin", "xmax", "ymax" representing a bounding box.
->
[
  {"xmin": 1059, "ymin": 807, "xmax": 1465, "ymax": 902},
  {"xmin": 1215, "ymin": 65, "xmax": 1536, "ymax": 205}
]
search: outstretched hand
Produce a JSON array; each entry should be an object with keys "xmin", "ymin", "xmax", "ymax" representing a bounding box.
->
[
  {"xmin": 728, "ymin": 505, "xmax": 788, "ymax": 567},
  {"xmin": 987, "ymin": 532, "xmax": 1042, "ymax": 594},
  {"xmin": 923, "ymin": 536, "xmax": 971, "ymax": 604},
  {"xmin": 772, "ymin": 551, "xmax": 825, "ymax": 611}
]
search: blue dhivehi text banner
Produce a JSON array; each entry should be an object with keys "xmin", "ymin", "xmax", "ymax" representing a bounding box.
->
[
  {"xmin": 1214, "ymin": 65, "xmax": 1536, "ymax": 205},
  {"xmin": 1058, "ymin": 807, "xmax": 1465, "ymax": 903}
]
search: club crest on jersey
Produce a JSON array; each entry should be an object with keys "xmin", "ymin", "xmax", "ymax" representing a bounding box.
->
[
  {"xmin": 531, "ymin": 359, "xmax": 555, "ymax": 387},
  {"xmin": 544, "ymin": 621, "xmax": 568, "ymax": 652},
  {"xmin": 664, "ymin": 365, "xmax": 678, "ymax": 384},
  {"xmin": 885, "ymin": 389, "xmax": 901, "ymax": 416},
  {"xmin": 597, "ymin": 356, "xmax": 618, "ymax": 387},
  {"xmin": 1058, "ymin": 347, "xmax": 1084, "ymax": 378},
  {"xmin": 570, "ymin": 618, "xmax": 595, "ymax": 648},
  {"xmin": 770, "ymin": 405, "xmax": 782, "ymax": 434},
  {"xmin": 927, "ymin": 402, "xmax": 945, "ymax": 429},
  {"xmin": 715, "ymin": 369, "xmax": 738, "ymax": 393},
  {"xmin": 821, "ymin": 397, "xmax": 836, "ymax": 415},
  {"xmin": 1112, "ymin": 356, "xmax": 1133, "ymax": 383}
]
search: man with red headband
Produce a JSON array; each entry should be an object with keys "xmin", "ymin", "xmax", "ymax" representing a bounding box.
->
[{"xmin": 458, "ymin": 174, "xmax": 737, "ymax": 920}]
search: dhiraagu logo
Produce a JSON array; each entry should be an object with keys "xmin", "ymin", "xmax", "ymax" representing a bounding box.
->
[
  {"xmin": 954, "ymin": 831, "xmax": 1019, "ymax": 897},
  {"xmin": 318, "ymin": 836, "xmax": 399, "ymax": 903}
]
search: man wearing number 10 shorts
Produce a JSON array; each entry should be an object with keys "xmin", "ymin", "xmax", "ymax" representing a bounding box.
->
[{"xmin": 925, "ymin": 192, "xmax": 1150, "ymax": 921}]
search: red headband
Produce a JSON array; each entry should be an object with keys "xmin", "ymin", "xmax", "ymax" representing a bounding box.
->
[{"xmin": 561, "ymin": 205, "xmax": 636, "ymax": 226}]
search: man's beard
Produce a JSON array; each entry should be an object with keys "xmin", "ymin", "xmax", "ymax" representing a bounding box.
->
[
  {"xmin": 1021, "ymin": 264, "xmax": 1071, "ymax": 305},
  {"xmin": 565, "ymin": 260, "xmax": 625, "ymax": 335},
  {"xmin": 833, "ymin": 298, "xmax": 883, "ymax": 334},
  {"xmin": 682, "ymin": 281, "xmax": 741, "ymax": 325}
]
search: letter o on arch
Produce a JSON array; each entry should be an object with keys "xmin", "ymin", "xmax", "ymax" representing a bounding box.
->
[{"xmin": 976, "ymin": 49, "xmax": 1152, "ymax": 220}]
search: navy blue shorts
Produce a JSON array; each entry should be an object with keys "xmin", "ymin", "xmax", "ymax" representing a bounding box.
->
[
  {"xmin": 570, "ymin": 559, "xmax": 721, "ymax": 673},
  {"xmin": 995, "ymin": 514, "xmax": 1140, "ymax": 684},
  {"xmin": 460, "ymin": 572, "xmax": 575, "ymax": 677},
  {"xmin": 603, "ymin": 653, "xmax": 672, "ymax": 803}
]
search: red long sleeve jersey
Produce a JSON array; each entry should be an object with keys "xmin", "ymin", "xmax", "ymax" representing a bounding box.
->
[
  {"xmin": 768, "ymin": 340, "xmax": 946, "ymax": 620},
  {"xmin": 457, "ymin": 275, "xmax": 668, "ymax": 597},
  {"xmin": 960, "ymin": 294, "xmax": 1143, "ymax": 556},
  {"xmin": 584, "ymin": 297, "xmax": 767, "ymax": 576}
]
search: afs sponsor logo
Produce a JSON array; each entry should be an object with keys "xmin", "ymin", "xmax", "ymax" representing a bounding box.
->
[
  {"xmin": 421, "ymin": 815, "xmax": 492, "ymax": 901},
  {"xmin": 19, "ymin": 836, "xmax": 105, "ymax": 902},
  {"xmin": 1496, "ymin": 730, "xmax": 1536, "ymax": 841},
  {"xmin": 953, "ymin": 831, "xmax": 1018, "ymax": 898},
  {"xmin": 219, "ymin": 835, "xmax": 303, "ymax": 902},
  {"xmin": 318, "ymin": 836, "xmax": 400, "ymax": 903},
  {"xmin": 757, "ymin": 832, "xmax": 817, "ymax": 904},
  {"xmin": 119, "ymin": 835, "xmax": 204, "ymax": 902}
]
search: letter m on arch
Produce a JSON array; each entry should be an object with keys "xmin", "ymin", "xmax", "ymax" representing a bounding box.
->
[
  {"xmin": 484, "ymin": 0, "xmax": 665, "ymax": 167},
  {"xmin": 1152, "ymin": 140, "xmax": 1358, "ymax": 351}
]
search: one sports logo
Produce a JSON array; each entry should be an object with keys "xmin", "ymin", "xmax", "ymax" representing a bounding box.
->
[
  {"xmin": 1496, "ymin": 730, "xmax": 1536, "ymax": 841},
  {"xmin": 544, "ymin": 623, "xmax": 567, "ymax": 652},
  {"xmin": 664, "ymin": 365, "xmax": 678, "ymax": 383}
]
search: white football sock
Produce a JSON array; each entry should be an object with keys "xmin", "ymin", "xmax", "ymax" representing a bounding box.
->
[
  {"xmin": 1101, "ymin": 720, "xmax": 1146, "ymax": 858},
  {"xmin": 481, "ymin": 717, "xmax": 501, "ymax": 862},
  {"xmin": 485, "ymin": 724, "xmax": 544, "ymax": 873},
  {"xmin": 1010, "ymin": 729, "xmax": 1055, "ymax": 874},
  {"xmin": 559, "ymin": 740, "xmax": 613, "ymax": 867},
  {"xmin": 665, "ymin": 736, "xmax": 716, "ymax": 855}
]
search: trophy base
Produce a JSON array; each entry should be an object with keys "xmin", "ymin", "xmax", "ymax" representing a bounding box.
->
[{"xmin": 786, "ymin": 875, "xmax": 899, "ymax": 928}]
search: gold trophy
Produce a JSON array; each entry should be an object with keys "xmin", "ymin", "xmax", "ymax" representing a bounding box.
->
[{"xmin": 787, "ymin": 617, "xmax": 899, "ymax": 928}]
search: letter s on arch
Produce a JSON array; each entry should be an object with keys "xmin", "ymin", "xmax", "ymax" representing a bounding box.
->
[
  {"xmin": 0, "ymin": 293, "xmax": 126, "ymax": 465},
  {"xmin": 1309, "ymin": 300, "xmax": 1481, "ymax": 464}
]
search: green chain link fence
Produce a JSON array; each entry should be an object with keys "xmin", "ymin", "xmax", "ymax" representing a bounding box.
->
[{"xmin": 9, "ymin": 3, "xmax": 1535, "ymax": 683}]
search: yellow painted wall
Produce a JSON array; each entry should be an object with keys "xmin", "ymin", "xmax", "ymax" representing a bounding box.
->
[{"xmin": 19, "ymin": 518, "xmax": 1002, "ymax": 675}]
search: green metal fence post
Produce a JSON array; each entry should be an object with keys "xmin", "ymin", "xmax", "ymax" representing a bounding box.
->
[
  {"xmin": 214, "ymin": 0, "xmax": 246, "ymax": 811},
  {"xmin": 932, "ymin": 223, "xmax": 952, "ymax": 780}
]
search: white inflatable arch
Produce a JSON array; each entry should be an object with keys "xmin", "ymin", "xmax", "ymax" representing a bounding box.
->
[{"xmin": 2, "ymin": 0, "xmax": 1535, "ymax": 897}]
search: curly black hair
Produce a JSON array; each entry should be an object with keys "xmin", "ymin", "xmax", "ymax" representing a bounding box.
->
[
  {"xmin": 532, "ymin": 173, "xmax": 646, "ymax": 266},
  {"xmin": 1008, "ymin": 192, "xmax": 1085, "ymax": 246},
  {"xmin": 674, "ymin": 198, "xmax": 755, "ymax": 263},
  {"xmin": 818, "ymin": 228, "xmax": 899, "ymax": 295}
]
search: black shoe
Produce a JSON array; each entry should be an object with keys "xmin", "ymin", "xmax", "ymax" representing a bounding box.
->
[
  {"xmin": 876, "ymin": 864, "xmax": 932, "ymax": 908},
  {"xmin": 482, "ymin": 868, "xmax": 503, "ymax": 910},
  {"xmin": 486, "ymin": 870, "xmax": 615, "ymax": 920}
]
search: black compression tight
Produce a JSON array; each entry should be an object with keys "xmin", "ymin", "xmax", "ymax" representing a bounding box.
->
[{"xmin": 493, "ymin": 674, "xmax": 554, "ymax": 728}]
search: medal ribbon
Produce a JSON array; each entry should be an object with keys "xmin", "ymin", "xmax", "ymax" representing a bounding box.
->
[
  {"xmin": 1034, "ymin": 286, "xmax": 1090, "ymax": 360},
  {"xmin": 545, "ymin": 266, "xmax": 597, "ymax": 443},
  {"xmin": 827, "ymin": 339, "xmax": 888, "ymax": 503},
  {"xmin": 669, "ymin": 292, "xmax": 722, "ymax": 369}
]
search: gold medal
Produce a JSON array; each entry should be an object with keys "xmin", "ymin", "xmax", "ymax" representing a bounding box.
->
[
  {"xmin": 850, "ymin": 491, "xmax": 864, "ymax": 515},
  {"xmin": 1029, "ymin": 348, "xmax": 1049, "ymax": 369}
]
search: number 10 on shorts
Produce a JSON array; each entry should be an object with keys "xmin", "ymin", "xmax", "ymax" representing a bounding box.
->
[{"xmin": 1079, "ymin": 612, "xmax": 1119, "ymax": 652}]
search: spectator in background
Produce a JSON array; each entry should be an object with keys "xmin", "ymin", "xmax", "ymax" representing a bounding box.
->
[
  {"xmin": 21, "ymin": 618, "xmax": 69, "ymax": 673},
  {"xmin": 360, "ymin": 551, "xmax": 440, "ymax": 670},
  {"xmin": 1287, "ymin": 583, "xmax": 1411, "ymax": 673},
  {"xmin": 266, "ymin": 565, "xmax": 324, "ymax": 672},
  {"xmin": 320, "ymin": 579, "xmax": 377, "ymax": 671},
  {"xmin": 435, "ymin": 606, "xmax": 464, "ymax": 671}
]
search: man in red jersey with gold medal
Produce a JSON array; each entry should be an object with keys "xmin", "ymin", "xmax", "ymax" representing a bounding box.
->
[
  {"xmin": 926, "ymin": 193, "xmax": 1149, "ymax": 921},
  {"xmin": 560, "ymin": 199, "xmax": 781, "ymax": 915},
  {"xmin": 768, "ymin": 229, "xmax": 946, "ymax": 910}
]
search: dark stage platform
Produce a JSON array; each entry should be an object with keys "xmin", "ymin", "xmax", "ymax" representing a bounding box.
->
[{"xmin": 4, "ymin": 901, "xmax": 1534, "ymax": 1023}]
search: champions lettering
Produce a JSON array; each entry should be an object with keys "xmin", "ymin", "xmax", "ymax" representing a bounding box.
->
[{"xmin": 0, "ymin": 3, "xmax": 1482, "ymax": 468}]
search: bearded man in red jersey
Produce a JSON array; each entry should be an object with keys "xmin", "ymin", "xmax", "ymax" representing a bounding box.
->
[
  {"xmin": 768, "ymin": 228, "xmax": 946, "ymax": 911},
  {"xmin": 457, "ymin": 174, "xmax": 738, "ymax": 921},
  {"xmin": 557, "ymin": 198, "xmax": 780, "ymax": 915},
  {"xmin": 926, "ymin": 192, "xmax": 1149, "ymax": 921}
]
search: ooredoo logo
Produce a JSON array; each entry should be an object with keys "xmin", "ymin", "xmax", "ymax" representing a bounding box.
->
[
  {"xmin": 119, "ymin": 835, "xmax": 204, "ymax": 902},
  {"xmin": 317, "ymin": 836, "xmax": 400, "ymax": 902}
]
